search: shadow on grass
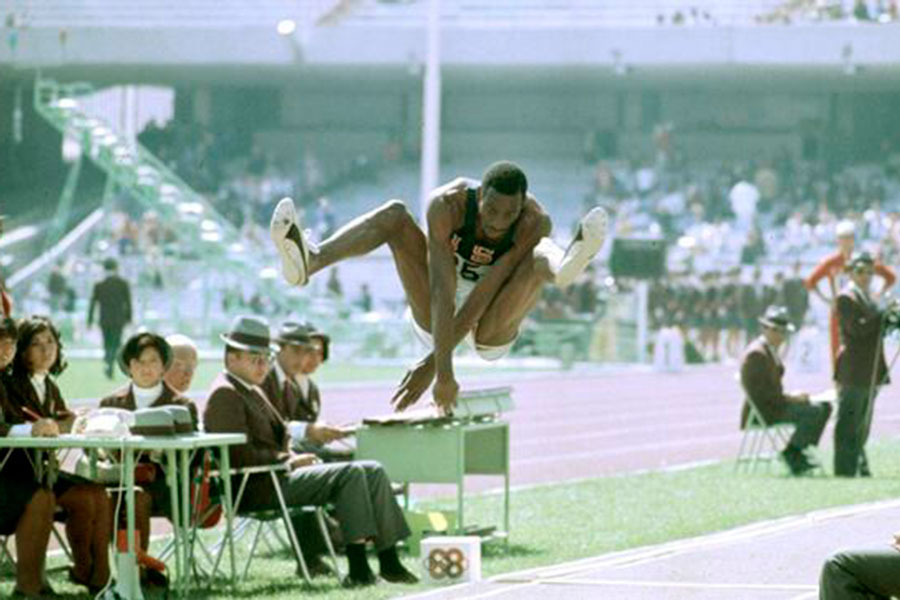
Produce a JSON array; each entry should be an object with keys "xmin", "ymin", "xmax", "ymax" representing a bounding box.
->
[
  {"xmin": 174, "ymin": 579, "xmax": 346, "ymax": 598},
  {"xmin": 483, "ymin": 543, "xmax": 546, "ymax": 559}
]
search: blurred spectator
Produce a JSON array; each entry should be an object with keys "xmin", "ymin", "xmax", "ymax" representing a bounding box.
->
[
  {"xmin": 326, "ymin": 268, "xmax": 343, "ymax": 299},
  {"xmin": 47, "ymin": 265, "xmax": 67, "ymax": 313},
  {"xmin": 88, "ymin": 258, "xmax": 133, "ymax": 379},
  {"xmin": 783, "ymin": 261, "xmax": 810, "ymax": 329},
  {"xmin": 357, "ymin": 283, "xmax": 373, "ymax": 313}
]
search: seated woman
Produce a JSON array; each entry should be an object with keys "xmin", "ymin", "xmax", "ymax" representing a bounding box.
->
[
  {"xmin": 0, "ymin": 317, "xmax": 56, "ymax": 599},
  {"xmin": 98, "ymin": 332, "xmax": 198, "ymax": 584},
  {"xmin": 1, "ymin": 316, "xmax": 112, "ymax": 595}
]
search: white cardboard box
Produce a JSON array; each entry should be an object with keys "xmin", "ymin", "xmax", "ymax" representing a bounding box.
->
[{"xmin": 420, "ymin": 536, "xmax": 482, "ymax": 584}]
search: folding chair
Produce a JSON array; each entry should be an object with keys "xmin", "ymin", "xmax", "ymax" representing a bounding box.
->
[
  {"xmin": 0, "ymin": 535, "xmax": 14, "ymax": 575},
  {"xmin": 735, "ymin": 396, "xmax": 794, "ymax": 474},
  {"xmin": 204, "ymin": 463, "xmax": 342, "ymax": 584}
]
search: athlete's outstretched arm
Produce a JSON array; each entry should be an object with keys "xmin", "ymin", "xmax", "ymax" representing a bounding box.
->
[
  {"xmin": 427, "ymin": 198, "xmax": 459, "ymax": 398},
  {"xmin": 392, "ymin": 200, "xmax": 550, "ymax": 412}
]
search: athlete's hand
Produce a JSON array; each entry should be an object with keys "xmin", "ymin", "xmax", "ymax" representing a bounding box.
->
[
  {"xmin": 432, "ymin": 377, "xmax": 459, "ymax": 415},
  {"xmin": 392, "ymin": 354, "xmax": 436, "ymax": 412}
]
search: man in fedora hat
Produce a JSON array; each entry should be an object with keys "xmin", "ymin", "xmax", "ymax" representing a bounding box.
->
[
  {"xmin": 204, "ymin": 316, "xmax": 417, "ymax": 587},
  {"xmin": 834, "ymin": 251, "xmax": 890, "ymax": 477},
  {"xmin": 262, "ymin": 321, "xmax": 351, "ymax": 460},
  {"xmin": 740, "ymin": 305, "xmax": 833, "ymax": 475},
  {"xmin": 805, "ymin": 220, "xmax": 896, "ymax": 368},
  {"xmin": 88, "ymin": 258, "xmax": 133, "ymax": 379}
]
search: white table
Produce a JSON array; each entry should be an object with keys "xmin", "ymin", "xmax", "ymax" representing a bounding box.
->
[{"xmin": 0, "ymin": 432, "xmax": 246, "ymax": 599}]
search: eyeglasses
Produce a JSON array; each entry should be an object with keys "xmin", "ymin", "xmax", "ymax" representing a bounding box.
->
[{"xmin": 243, "ymin": 352, "xmax": 272, "ymax": 366}]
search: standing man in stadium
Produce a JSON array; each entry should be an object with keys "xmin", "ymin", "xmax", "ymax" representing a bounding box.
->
[
  {"xmin": 88, "ymin": 258, "xmax": 133, "ymax": 379},
  {"xmin": 833, "ymin": 252, "xmax": 890, "ymax": 477},
  {"xmin": 805, "ymin": 220, "xmax": 895, "ymax": 369},
  {"xmin": 271, "ymin": 161, "xmax": 608, "ymax": 411}
]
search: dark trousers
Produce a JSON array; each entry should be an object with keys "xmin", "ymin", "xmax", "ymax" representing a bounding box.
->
[
  {"xmin": 774, "ymin": 401, "xmax": 832, "ymax": 450},
  {"xmin": 820, "ymin": 547, "xmax": 900, "ymax": 599},
  {"xmin": 834, "ymin": 385, "xmax": 878, "ymax": 477},
  {"xmin": 280, "ymin": 460, "xmax": 409, "ymax": 552},
  {"xmin": 101, "ymin": 325, "xmax": 124, "ymax": 375}
]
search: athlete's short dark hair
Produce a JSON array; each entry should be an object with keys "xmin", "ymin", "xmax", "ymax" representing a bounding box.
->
[{"xmin": 482, "ymin": 161, "xmax": 528, "ymax": 198}]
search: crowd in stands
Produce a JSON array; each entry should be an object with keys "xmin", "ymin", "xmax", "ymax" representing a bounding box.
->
[
  {"xmin": 137, "ymin": 120, "xmax": 410, "ymax": 237},
  {"xmin": 758, "ymin": 0, "xmax": 900, "ymax": 24}
]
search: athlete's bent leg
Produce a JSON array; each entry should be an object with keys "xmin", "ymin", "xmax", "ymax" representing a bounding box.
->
[{"xmin": 474, "ymin": 247, "xmax": 555, "ymax": 347}]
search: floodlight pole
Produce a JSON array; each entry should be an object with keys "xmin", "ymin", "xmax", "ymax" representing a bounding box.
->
[{"xmin": 418, "ymin": 0, "xmax": 442, "ymax": 226}]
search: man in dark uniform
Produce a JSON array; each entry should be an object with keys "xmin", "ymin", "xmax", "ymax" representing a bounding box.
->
[
  {"xmin": 739, "ymin": 305, "xmax": 832, "ymax": 475},
  {"xmin": 88, "ymin": 258, "xmax": 132, "ymax": 379},
  {"xmin": 271, "ymin": 161, "xmax": 608, "ymax": 411},
  {"xmin": 834, "ymin": 252, "xmax": 889, "ymax": 477}
]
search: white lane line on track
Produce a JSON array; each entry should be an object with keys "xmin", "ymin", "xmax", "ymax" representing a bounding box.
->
[
  {"xmin": 535, "ymin": 578, "xmax": 818, "ymax": 591},
  {"xmin": 493, "ymin": 498, "xmax": 900, "ymax": 582},
  {"xmin": 511, "ymin": 432, "xmax": 742, "ymax": 465},
  {"xmin": 787, "ymin": 591, "xmax": 819, "ymax": 600}
]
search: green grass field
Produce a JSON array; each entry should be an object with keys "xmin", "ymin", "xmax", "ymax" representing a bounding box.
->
[{"xmin": 8, "ymin": 439, "xmax": 900, "ymax": 599}]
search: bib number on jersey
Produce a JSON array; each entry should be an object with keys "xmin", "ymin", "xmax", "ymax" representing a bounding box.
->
[{"xmin": 459, "ymin": 260, "xmax": 481, "ymax": 282}]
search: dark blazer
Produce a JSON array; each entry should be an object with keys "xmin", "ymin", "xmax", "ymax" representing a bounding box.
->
[
  {"xmin": 203, "ymin": 372, "xmax": 290, "ymax": 511},
  {"xmin": 0, "ymin": 371, "xmax": 69, "ymax": 478},
  {"xmin": 835, "ymin": 284, "xmax": 889, "ymax": 388},
  {"xmin": 2, "ymin": 371, "xmax": 69, "ymax": 421},
  {"xmin": 260, "ymin": 368, "xmax": 320, "ymax": 423},
  {"xmin": 88, "ymin": 275, "xmax": 132, "ymax": 329},
  {"xmin": 99, "ymin": 382, "xmax": 199, "ymax": 430},
  {"xmin": 739, "ymin": 337, "xmax": 789, "ymax": 428}
]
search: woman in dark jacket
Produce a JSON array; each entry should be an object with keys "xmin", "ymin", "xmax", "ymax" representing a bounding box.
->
[
  {"xmin": 0, "ymin": 317, "xmax": 56, "ymax": 599},
  {"xmin": 2, "ymin": 316, "xmax": 112, "ymax": 594},
  {"xmin": 98, "ymin": 331, "xmax": 198, "ymax": 585}
]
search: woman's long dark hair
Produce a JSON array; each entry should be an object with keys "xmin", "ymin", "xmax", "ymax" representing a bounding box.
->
[{"xmin": 12, "ymin": 315, "xmax": 67, "ymax": 377}]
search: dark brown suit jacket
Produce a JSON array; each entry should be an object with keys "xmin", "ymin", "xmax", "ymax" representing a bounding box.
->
[
  {"xmin": 835, "ymin": 284, "xmax": 889, "ymax": 388},
  {"xmin": 260, "ymin": 368, "xmax": 320, "ymax": 423},
  {"xmin": 203, "ymin": 371, "xmax": 290, "ymax": 511},
  {"xmin": 740, "ymin": 337, "xmax": 789, "ymax": 428},
  {"xmin": 99, "ymin": 382, "xmax": 199, "ymax": 430}
]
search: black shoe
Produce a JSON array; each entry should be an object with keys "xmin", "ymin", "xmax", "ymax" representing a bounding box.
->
[
  {"xmin": 141, "ymin": 567, "xmax": 169, "ymax": 588},
  {"xmin": 380, "ymin": 566, "xmax": 419, "ymax": 584},
  {"xmin": 342, "ymin": 571, "xmax": 378, "ymax": 588},
  {"xmin": 782, "ymin": 447, "xmax": 814, "ymax": 476}
]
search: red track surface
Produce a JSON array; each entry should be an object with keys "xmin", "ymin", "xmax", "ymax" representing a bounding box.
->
[{"xmin": 309, "ymin": 363, "xmax": 900, "ymax": 494}]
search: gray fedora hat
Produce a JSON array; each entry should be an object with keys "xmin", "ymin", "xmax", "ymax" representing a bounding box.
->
[
  {"xmin": 276, "ymin": 321, "xmax": 314, "ymax": 347},
  {"xmin": 220, "ymin": 315, "xmax": 278, "ymax": 352},
  {"xmin": 759, "ymin": 305, "xmax": 796, "ymax": 333}
]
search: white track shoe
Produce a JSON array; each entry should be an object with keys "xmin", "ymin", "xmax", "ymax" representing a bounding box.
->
[
  {"xmin": 555, "ymin": 206, "xmax": 609, "ymax": 287},
  {"xmin": 270, "ymin": 197, "xmax": 312, "ymax": 287}
]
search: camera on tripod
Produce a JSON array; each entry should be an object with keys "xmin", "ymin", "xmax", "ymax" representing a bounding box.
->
[{"xmin": 883, "ymin": 299, "xmax": 900, "ymax": 334}]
